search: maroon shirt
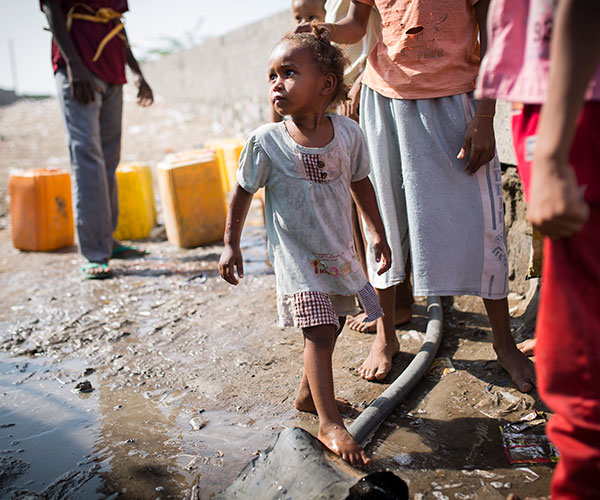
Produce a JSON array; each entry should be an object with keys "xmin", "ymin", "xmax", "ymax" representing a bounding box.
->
[{"xmin": 42, "ymin": 0, "xmax": 129, "ymax": 85}]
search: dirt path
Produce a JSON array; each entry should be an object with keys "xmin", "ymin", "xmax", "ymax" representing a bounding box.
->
[{"xmin": 0, "ymin": 96, "xmax": 552, "ymax": 499}]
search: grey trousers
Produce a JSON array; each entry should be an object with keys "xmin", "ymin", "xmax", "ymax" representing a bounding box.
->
[{"xmin": 55, "ymin": 68, "xmax": 123, "ymax": 264}]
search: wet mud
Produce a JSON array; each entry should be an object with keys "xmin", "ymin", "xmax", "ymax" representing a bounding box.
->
[{"xmin": 0, "ymin": 96, "xmax": 552, "ymax": 499}]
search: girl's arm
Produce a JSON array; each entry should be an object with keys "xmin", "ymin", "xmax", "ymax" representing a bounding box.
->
[
  {"xmin": 296, "ymin": 1, "xmax": 372, "ymax": 45},
  {"xmin": 350, "ymin": 177, "xmax": 391, "ymax": 275},
  {"xmin": 527, "ymin": 0, "xmax": 599, "ymax": 239},
  {"xmin": 219, "ymin": 183, "xmax": 254, "ymax": 285}
]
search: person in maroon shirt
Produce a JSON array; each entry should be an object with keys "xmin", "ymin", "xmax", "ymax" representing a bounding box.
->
[{"xmin": 41, "ymin": 0, "xmax": 153, "ymax": 278}]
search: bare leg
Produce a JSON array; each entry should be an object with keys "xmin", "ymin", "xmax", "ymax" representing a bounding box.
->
[
  {"xmin": 303, "ymin": 323, "xmax": 370, "ymax": 467},
  {"xmin": 483, "ymin": 298, "xmax": 536, "ymax": 392},
  {"xmin": 358, "ymin": 286, "xmax": 399, "ymax": 381},
  {"xmin": 296, "ymin": 318, "xmax": 354, "ymax": 414}
]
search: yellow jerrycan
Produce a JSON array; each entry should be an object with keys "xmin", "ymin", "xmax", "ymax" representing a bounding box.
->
[
  {"xmin": 157, "ymin": 151, "xmax": 227, "ymax": 248},
  {"xmin": 114, "ymin": 163, "xmax": 156, "ymax": 240}
]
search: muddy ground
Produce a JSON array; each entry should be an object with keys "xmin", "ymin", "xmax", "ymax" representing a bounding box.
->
[{"xmin": 0, "ymin": 94, "xmax": 553, "ymax": 499}]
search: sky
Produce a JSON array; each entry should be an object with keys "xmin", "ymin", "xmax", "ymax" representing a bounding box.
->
[{"xmin": 0, "ymin": 1, "xmax": 287, "ymax": 96}]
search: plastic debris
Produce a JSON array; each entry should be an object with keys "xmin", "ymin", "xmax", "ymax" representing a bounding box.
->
[
  {"xmin": 475, "ymin": 386, "xmax": 524, "ymax": 419},
  {"xmin": 427, "ymin": 357, "xmax": 456, "ymax": 377},
  {"xmin": 499, "ymin": 411, "xmax": 560, "ymax": 464},
  {"xmin": 393, "ymin": 453, "xmax": 413, "ymax": 466},
  {"xmin": 516, "ymin": 467, "xmax": 540, "ymax": 483},
  {"xmin": 72, "ymin": 380, "xmax": 93, "ymax": 394}
]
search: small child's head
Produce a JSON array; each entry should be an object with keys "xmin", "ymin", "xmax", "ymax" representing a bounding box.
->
[
  {"xmin": 291, "ymin": 0, "xmax": 326, "ymax": 24},
  {"xmin": 268, "ymin": 24, "xmax": 349, "ymax": 117}
]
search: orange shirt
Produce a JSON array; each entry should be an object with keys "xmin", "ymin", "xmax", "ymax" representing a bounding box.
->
[{"xmin": 356, "ymin": 0, "xmax": 481, "ymax": 99}]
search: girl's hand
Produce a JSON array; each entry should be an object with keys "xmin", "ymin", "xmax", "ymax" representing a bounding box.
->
[
  {"xmin": 527, "ymin": 159, "xmax": 589, "ymax": 239},
  {"xmin": 372, "ymin": 238, "xmax": 392, "ymax": 275},
  {"xmin": 219, "ymin": 244, "xmax": 244, "ymax": 285},
  {"xmin": 457, "ymin": 115, "xmax": 496, "ymax": 175}
]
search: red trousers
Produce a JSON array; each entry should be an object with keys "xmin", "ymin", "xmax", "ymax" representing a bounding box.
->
[{"xmin": 515, "ymin": 102, "xmax": 600, "ymax": 499}]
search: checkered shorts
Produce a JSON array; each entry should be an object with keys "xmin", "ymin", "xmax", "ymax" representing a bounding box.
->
[{"xmin": 277, "ymin": 283, "xmax": 383, "ymax": 329}]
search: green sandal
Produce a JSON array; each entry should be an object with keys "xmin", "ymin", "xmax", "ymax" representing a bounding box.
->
[
  {"xmin": 111, "ymin": 245, "xmax": 149, "ymax": 259},
  {"xmin": 81, "ymin": 262, "xmax": 112, "ymax": 279}
]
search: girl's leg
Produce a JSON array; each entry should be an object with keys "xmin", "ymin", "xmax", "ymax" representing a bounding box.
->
[
  {"xmin": 295, "ymin": 318, "xmax": 352, "ymax": 413},
  {"xmin": 302, "ymin": 322, "xmax": 370, "ymax": 467},
  {"xmin": 483, "ymin": 297, "xmax": 536, "ymax": 392}
]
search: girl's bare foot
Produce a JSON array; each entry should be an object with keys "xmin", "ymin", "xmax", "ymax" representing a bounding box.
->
[
  {"xmin": 495, "ymin": 345, "xmax": 536, "ymax": 392},
  {"xmin": 294, "ymin": 388, "xmax": 355, "ymax": 415},
  {"xmin": 358, "ymin": 334, "xmax": 399, "ymax": 381},
  {"xmin": 347, "ymin": 306, "xmax": 412, "ymax": 333},
  {"xmin": 517, "ymin": 338, "xmax": 536, "ymax": 356},
  {"xmin": 506, "ymin": 494, "xmax": 549, "ymax": 500},
  {"xmin": 318, "ymin": 423, "xmax": 371, "ymax": 467}
]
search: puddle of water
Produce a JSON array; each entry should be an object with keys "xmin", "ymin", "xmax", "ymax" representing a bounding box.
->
[
  {"xmin": 0, "ymin": 354, "xmax": 106, "ymax": 497},
  {"xmin": 0, "ymin": 352, "xmax": 284, "ymax": 499}
]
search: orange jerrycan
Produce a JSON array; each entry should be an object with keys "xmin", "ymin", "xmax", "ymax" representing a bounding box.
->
[
  {"xmin": 9, "ymin": 168, "xmax": 74, "ymax": 251},
  {"xmin": 114, "ymin": 163, "xmax": 156, "ymax": 240},
  {"xmin": 157, "ymin": 151, "xmax": 227, "ymax": 248}
]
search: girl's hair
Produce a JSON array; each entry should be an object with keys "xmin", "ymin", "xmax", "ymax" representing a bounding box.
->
[{"xmin": 280, "ymin": 23, "xmax": 350, "ymax": 106}]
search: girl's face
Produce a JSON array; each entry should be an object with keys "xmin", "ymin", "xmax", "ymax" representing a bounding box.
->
[
  {"xmin": 291, "ymin": 0, "xmax": 326, "ymax": 24},
  {"xmin": 268, "ymin": 41, "xmax": 334, "ymax": 117}
]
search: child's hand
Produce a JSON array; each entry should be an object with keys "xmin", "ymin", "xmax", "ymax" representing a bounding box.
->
[
  {"xmin": 339, "ymin": 77, "xmax": 361, "ymax": 122},
  {"xmin": 66, "ymin": 60, "xmax": 99, "ymax": 105},
  {"xmin": 295, "ymin": 21, "xmax": 334, "ymax": 40},
  {"xmin": 457, "ymin": 115, "xmax": 496, "ymax": 175},
  {"xmin": 219, "ymin": 244, "xmax": 244, "ymax": 285},
  {"xmin": 135, "ymin": 76, "xmax": 154, "ymax": 107},
  {"xmin": 373, "ymin": 238, "xmax": 392, "ymax": 275},
  {"xmin": 527, "ymin": 159, "xmax": 589, "ymax": 239}
]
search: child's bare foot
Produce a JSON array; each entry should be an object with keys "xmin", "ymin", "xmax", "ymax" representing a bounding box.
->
[
  {"xmin": 517, "ymin": 338, "xmax": 536, "ymax": 356},
  {"xmin": 294, "ymin": 388, "xmax": 355, "ymax": 415},
  {"xmin": 495, "ymin": 345, "xmax": 536, "ymax": 392},
  {"xmin": 318, "ymin": 423, "xmax": 371, "ymax": 467},
  {"xmin": 506, "ymin": 494, "xmax": 549, "ymax": 500},
  {"xmin": 347, "ymin": 306, "xmax": 412, "ymax": 333},
  {"xmin": 358, "ymin": 334, "xmax": 399, "ymax": 381}
]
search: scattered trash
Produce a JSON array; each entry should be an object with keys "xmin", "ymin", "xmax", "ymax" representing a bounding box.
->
[
  {"xmin": 461, "ymin": 469, "xmax": 502, "ymax": 480},
  {"xmin": 400, "ymin": 329, "xmax": 424, "ymax": 342},
  {"xmin": 475, "ymin": 386, "xmax": 524, "ymax": 418},
  {"xmin": 189, "ymin": 416, "xmax": 209, "ymax": 430},
  {"xmin": 185, "ymin": 272, "xmax": 207, "ymax": 283},
  {"xmin": 490, "ymin": 481, "xmax": 511, "ymax": 489},
  {"xmin": 499, "ymin": 411, "xmax": 559, "ymax": 464},
  {"xmin": 393, "ymin": 453, "xmax": 413, "ymax": 466},
  {"xmin": 72, "ymin": 380, "xmax": 93, "ymax": 394},
  {"xmin": 409, "ymin": 418, "xmax": 424, "ymax": 427},
  {"xmin": 516, "ymin": 467, "xmax": 540, "ymax": 483},
  {"xmin": 427, "ymin": 357, "xmax": 456, "ymax": 378}
]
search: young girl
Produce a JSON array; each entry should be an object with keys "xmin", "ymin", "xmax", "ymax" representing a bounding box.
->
[{"xmin": 219, "ymin": 26, "xmax": 391, "ymax": 467}]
